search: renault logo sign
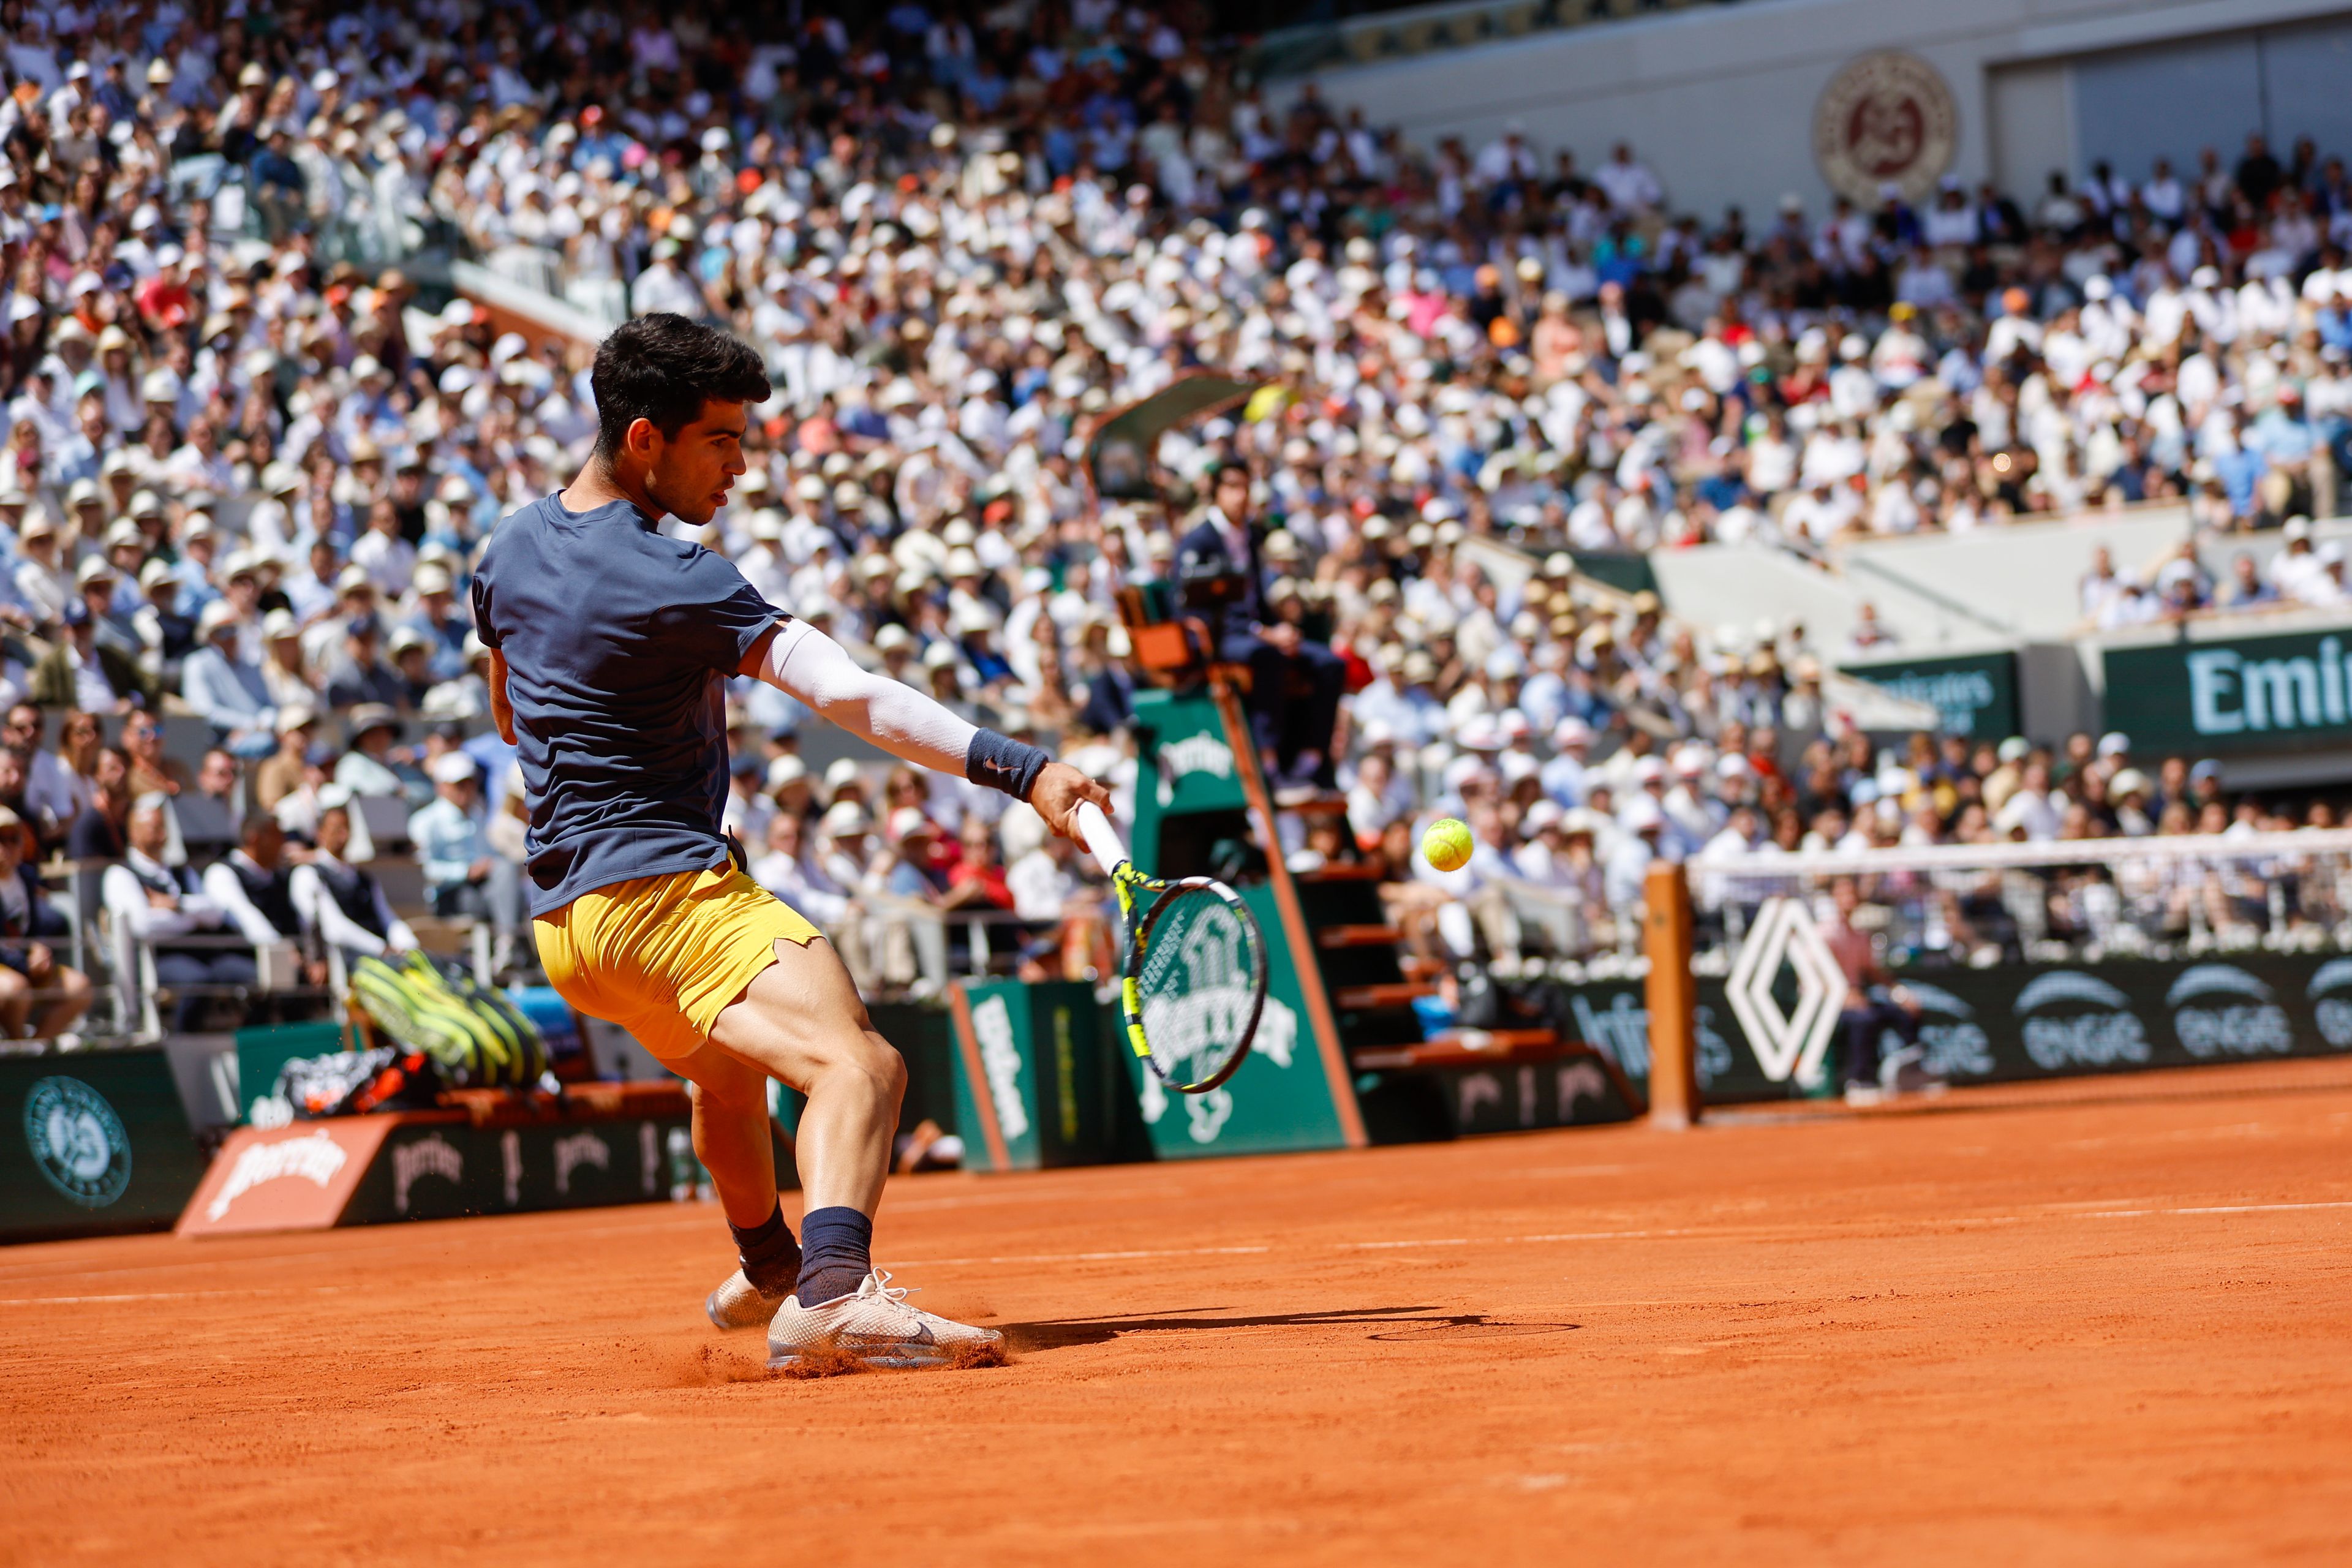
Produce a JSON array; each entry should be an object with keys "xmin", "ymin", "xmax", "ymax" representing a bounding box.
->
[{"xmin": 1724, "ymin": 897, "xmax": 1849, "ymax": 1084}]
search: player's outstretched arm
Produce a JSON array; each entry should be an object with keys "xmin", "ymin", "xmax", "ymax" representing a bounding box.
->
[{"xmin": 742, "ymin": 621, "xmax": 1109, "ymax": 837}]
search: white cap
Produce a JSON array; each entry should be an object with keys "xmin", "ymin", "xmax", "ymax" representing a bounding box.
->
[{"xmin": 429, "ymin": 752, "xmax": 479, "ymax": 785}]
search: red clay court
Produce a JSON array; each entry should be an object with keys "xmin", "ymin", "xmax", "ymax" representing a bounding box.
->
[{"xmin": 7, "ymin": 1056, "xmax": 2352, "ymax": 1566}]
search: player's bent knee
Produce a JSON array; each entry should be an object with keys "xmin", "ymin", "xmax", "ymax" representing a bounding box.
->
[
  {"xmin": 816, "ymin": 1028, "xmax": 903, "ymax": 1099},
  {"xmin": 863, "ymin": 1031, "xmax": 908, "ymax": 1101}
]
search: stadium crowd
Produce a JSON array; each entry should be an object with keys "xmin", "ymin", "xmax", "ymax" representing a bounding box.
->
[{"xmin": 0, "ymin": 0, "xmax": 2349, "ymax": 1037}]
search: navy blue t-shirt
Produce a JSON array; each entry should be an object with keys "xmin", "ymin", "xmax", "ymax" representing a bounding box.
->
[{"xmin": 472, "ymin": 493, "xmax": 782, "ymax": 915}]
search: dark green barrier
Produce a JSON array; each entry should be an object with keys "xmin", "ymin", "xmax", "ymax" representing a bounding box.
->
[
  {"xmin": 1554, "ymin": 952, "xmax": 2352, "ymax": 1102},
  {"xmin": 1839, "ymin": 649, "xmax": 2019, "ymax": 740},
  {"xmin": 869, "ymin": 1001, "xmax": 963, "ymax": 1137},
  {"xmin": 2104, "ymin": 625, "xmax": 2352, "ymax": 756},
  {"xmin": 339, "ymin": 1112, "xmax": 690, "ymax": 1224},
  {"xmin": 948, "ymin": 981, "xmax": 1142, "ymax": 1170},
  {"xmin": 1355, "ymin": 1046, "xmax": 1641, "ymax": 1142},
  {"xmin": 1, "ymin": 1049, "xmax": 206, "ymax": 1243},
  {"xmin": 1571, "ymin": 551, "xmax": 1659, "ymax": 598}
]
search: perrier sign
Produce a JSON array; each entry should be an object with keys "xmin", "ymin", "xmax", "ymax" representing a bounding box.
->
[{"xmin": 2105, "ymin": 622, "xmax": 2352, "ymax": 756}]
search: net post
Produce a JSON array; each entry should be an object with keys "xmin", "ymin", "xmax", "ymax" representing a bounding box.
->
[{"xmin": 1643, "ymin": 862, "xmax": 1700, "ymax": 1131}]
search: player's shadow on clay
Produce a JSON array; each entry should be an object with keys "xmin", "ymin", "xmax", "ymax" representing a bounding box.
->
[{"xmin": 1003, "ymin": 1307, "xmax": 1581, "ymax": 1352}]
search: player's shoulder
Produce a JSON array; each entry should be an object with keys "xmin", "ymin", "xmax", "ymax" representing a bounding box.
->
[{"xmin": 477, "ymin": 493, "xmax": 560, "ymax": 572}]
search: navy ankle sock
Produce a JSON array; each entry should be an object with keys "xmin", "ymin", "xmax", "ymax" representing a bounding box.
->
[
  {"xmin": 729, "ymin": 1202, "xmax": 801, "ymax": 1296},
  {"xmin": 793, "ymin": 1206, "xmax": 874, "ymax": 1307}
]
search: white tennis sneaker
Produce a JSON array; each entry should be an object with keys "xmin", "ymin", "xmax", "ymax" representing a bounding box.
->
[
  {"xmin": 766, "ymin": 1269, "xmax": 1004, "ymax": 1370},
  {"xmin": 705, "ymin": 1268, "xmax": 786, "ymax": 1331}
]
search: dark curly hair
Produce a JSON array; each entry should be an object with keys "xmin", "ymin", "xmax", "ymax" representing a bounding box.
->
[{"xmin": 590, "ymin": 312, "xmax": 771, "ymax": 459}]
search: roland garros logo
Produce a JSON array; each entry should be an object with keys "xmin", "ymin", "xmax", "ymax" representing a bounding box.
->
[
  {"xmin": 23, "ymin": 1075, "xmax": 131, "ymax": 1208},
  {"xmin": 1813, "ymin": 51, "xmax": 1958, "ymax": 205}
]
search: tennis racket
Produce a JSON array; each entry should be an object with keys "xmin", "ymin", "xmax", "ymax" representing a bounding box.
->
[{"xmin": 1076, "ymin": 801, "xmax": 1267, "ymax": 1095}]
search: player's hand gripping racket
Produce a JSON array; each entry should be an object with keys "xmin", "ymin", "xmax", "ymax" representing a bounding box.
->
[{"xmin": 1076, "ymin": 801, "xmax": 1267, "ymax": 1094}]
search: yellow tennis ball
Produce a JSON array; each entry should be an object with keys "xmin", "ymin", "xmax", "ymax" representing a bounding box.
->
[{"xmin": 1422, "ymin": 816, "xmax": 1473, "ymax": 873}]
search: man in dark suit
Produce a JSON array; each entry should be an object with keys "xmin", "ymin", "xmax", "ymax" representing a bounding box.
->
[{"xmin": 1177, "ymin": 461, "xmax": 1344, "ymax": 788}]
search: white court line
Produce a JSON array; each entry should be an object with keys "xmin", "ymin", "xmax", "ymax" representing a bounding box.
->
[
  {"xmin": 1346, "ymin": 1229, "xmax": 1684, "ymax": 1249},
  {"xmin": 0, "ymin": 1285, "xmax": 352, "ymax": 1307},
  {"xmin": 892, "ymin": 1243, "xmax": 1272, "ymax": 1268},
  {"xmin": 6, "ymin": 1200, "xmax": 2343, "ymax": 1306},
  {"xmin": 2079, "ymin": 1199, "xmax": 2352, "ymax": 1219}
]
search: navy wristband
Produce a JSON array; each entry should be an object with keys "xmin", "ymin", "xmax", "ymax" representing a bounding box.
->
[{"xmin": 966, "ymin": 728, "xmax": 1051, "ymax": 801}]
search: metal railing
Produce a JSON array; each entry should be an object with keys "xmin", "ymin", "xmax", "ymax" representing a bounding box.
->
[
  {"xmin": 832, "ymin": 896, "xmax": 1059, "ymax": 998},
  {"xmin": 1686, "ymin": 828, "xmax": 2352, "ymax": 970}
]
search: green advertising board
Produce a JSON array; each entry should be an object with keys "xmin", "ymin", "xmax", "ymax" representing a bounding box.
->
[
  {"xmin": 948, "ymin": 980, "xmax": 1141, "ymax": 1171},
  {"xmin": 1552, "ymin": 951, "xmax": 2352, "ymax": 1102},
  {"xmin": 1121, "ymin": 686, "xmax": 1365, "ymax": 1157},
  {"xmin": 1841, "ymin": 649, "xmax": 2019, "ymax": 739},
  {"xmin": 1128, "ymin": 687, "xmax": 1251, "ymax": 877},
  {"xmin": 235, "ymin": 1020, "xmax": 353, "ymax": 1125},
  {"xmin": 0, "ymin": 1048, "xmax": 206, "ymax": 1243},
  {"xmin": 339, "ymin": 1111, "xmax": 692, "ymax": 1224},
  {"xmin": 1117, "ymin": 881, "xmax": 1353, "ymax": 1158},
  {"xmin": 2104, "ymin": 624, "xmax": 2352, "ymax": 756}
]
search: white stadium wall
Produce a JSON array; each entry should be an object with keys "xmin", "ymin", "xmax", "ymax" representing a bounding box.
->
[{"xmin": 1281, "ymin": 0, "xmax": 2352, "ymax": 219}]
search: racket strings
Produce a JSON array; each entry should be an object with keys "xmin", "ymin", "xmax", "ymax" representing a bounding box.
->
[{"xmin": 1134, "ymin": 888, "xmax": 1262, "ymax": 1085}]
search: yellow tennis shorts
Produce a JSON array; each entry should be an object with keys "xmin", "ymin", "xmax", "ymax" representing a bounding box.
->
[{"xmin": 535, "ymin": 863, "xmax": 823, "ymax": 1064}]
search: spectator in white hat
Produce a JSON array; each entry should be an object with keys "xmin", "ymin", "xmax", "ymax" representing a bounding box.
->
[
  {"xmin": 182, "ymin": 600, "xmax": 277, "ymax": 757},
  {"xmin": 410, "ymin": 750, "xmax": 500, "ymax": 921},
  {"xmin": 12, "ymin": 510, "xmax": 66, "ymax": 626}
]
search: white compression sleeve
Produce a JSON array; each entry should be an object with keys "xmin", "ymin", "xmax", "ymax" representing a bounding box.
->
[{"xmin": 758, "ymin": 619, "xmax": 978, "ymax": 777}]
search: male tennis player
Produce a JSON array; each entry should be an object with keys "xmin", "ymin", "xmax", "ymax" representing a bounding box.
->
[{"xmin": 473, "ymin": 314, "xmax": 1110, "ymax": 1369}]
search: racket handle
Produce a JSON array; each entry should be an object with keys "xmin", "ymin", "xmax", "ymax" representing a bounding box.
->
[{"xmin": 1075, "ymin": 801, "xmax": 1129, "ymax": 879}]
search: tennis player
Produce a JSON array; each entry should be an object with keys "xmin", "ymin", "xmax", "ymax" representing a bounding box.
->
[{"xmin": 473, "ymin": 314, "xmax": 1110, "ymax": 1369}]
